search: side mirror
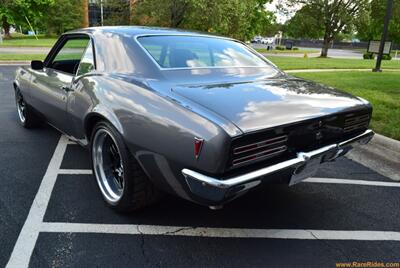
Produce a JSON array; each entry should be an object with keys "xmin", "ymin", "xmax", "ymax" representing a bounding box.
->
[{"xmin": 31, "ymin": 60, "xmax": 44, "ymax": 70}]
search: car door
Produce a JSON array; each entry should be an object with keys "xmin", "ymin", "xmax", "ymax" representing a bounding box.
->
[{"xmin": 29, "ymin": 35, "xmax": 90, "ymax": 134}]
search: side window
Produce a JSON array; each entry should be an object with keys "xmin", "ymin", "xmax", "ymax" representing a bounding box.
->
[
  {"xmin": 49, "ymin": 37, "xmax": 90, "ymax": 75},
  {"xmin": 77, "ymin": 41, "xmax": 95, "ymax": 76}
]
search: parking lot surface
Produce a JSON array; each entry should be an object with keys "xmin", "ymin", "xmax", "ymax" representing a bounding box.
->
[{"xmin": 1, "ymin": 66, "xmax": 399, "ymax": 267}]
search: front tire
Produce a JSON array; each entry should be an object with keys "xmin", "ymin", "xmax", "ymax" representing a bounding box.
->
[
  {"xmin": 90, "ymin": 121, "xmax": 160, "ymax": 211},
  {"xmin": 15, "ymin": 88, "xmax": 40, "ymax": 128}
]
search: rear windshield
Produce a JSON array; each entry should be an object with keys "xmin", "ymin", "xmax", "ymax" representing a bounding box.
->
[{"xmin": 137, "ymin": 35, "xmax": 271, "ymax": 69}]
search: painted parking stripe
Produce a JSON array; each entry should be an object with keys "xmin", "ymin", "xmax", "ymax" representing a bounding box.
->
[
  {"xmin": 6, "ymin": 136, "xmax": 69, "ymax": 268},
  {"xmin": 304, "ymin": 177, "xmax": 400, "ymax": 187},
  {"xmin": 58, "ymin": 169, "xmax": 93, "ymax": 175},
  {"xmin": 41, "ymin": 222, "xmax": 400, "ymax": 241}
]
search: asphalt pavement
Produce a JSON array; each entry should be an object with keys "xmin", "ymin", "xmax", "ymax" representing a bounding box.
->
[{"xmin": 1, "ymin": 65, "xmax": 399, "ymax": 268}]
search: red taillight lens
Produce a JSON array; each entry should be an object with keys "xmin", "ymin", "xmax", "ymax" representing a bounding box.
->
[{"xmin": 194, "ymin": 138, "xmax": 204, "ymax": 159}]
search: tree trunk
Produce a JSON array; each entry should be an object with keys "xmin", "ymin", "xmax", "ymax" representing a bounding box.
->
[
  {"xmin": 2, "ymin": 15, "xmax": 11, "ymax": 38},
  {"xmin": 320, "ymin": 36, "xmax": 331, "ymax": 57},
  {"xmin": 82, "ymin": 0, "xmax": 89, "ymax": 28}
]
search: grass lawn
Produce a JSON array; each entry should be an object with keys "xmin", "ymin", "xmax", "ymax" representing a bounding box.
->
[
  {"xmin": 0, "ymin": 36, "xmax": 57, "ymax": 47},
  {"xmin": 0, "ymin": 54, "xmax": 46, "ymax": 61},
  {"xmin": 267, "ymin": 56, "xmax": 400, "ymax": 70},
  {"xmin": 292, "ymin": 71, "xmax": 400, "ymax": 140}
]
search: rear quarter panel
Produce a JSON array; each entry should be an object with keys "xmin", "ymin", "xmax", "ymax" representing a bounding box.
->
[{"xmin": 70, "ymin": 75, "xmax": 232, "ymax": 193}]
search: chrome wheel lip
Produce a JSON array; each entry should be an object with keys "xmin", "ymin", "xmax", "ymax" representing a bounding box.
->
[
  {"xmin": 16, "ymin": 91, "xmax": 26, "ymax": 123},
  {"xmin": 92, "ymin": 128, "xmax": 125, "ymax": 205}
]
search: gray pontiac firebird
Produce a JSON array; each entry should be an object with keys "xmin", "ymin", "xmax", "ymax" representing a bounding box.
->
[{"xmin": 14, "ymin": 26, "xmax": 374, "ymax": 211}]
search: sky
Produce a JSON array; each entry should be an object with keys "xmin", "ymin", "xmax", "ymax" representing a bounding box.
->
[{"xmin": 265, "ymin": 0, "xmax": 300, "ymax": 24}]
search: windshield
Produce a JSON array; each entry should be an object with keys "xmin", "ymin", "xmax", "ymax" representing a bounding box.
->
[{"xmin": 137, "ymin": 35, "xmax": 273, "ymax": 69}]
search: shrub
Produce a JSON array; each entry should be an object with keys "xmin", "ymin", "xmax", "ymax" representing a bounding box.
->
[
  {"xmin": 275, "ymin": 45, "xmax": 285, "ymax": 50},
  {"xmin": 382, "ymin": 54, "xmax": 392, "ymax": 60},
  {"xmin": 293, "ymin": 47, "xmax": 299, "ymax": 50},
  {"xmin": 363, "ymin": 52, "xmax": 375, "ymax": 60}
]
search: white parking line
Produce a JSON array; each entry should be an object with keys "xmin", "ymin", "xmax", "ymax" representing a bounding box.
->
[
  {"xmin": 41, "ymin": 222, "xmax": 400, "ymax": 241},
  {"xmin": 304, "ymin": 177, "xmax": 400, "ymax": 187},
  {"xmin": 6, "ymin": 136, "xmax": 69, "ymax": 268},
  {"xmin": 58, "ymin": 169, "xmax": 93, "ymax": 175},
  {"xmin": 6, "ymin": 134, "xmax": 400, "ymax": 267}
]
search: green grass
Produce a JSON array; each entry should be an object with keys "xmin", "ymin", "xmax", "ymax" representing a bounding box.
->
[
  {"xmin": 0, "ymin": 35, "xmax": 89, "ymax": 48},
  {"xmin": 0, "ymin": 54, "xmax": 46, "ymax": 61},
  {"xmin": 266, "ymin": 56, "xmax": 400, "ymax": 70},
  {"xmin": 256, "ymin": 48, "xmax": 319, "ymax": 54},
  {"xmin": 0, "ymin": 36, "xmax": 57, "ymax": 47},
  {"xmin": 292, "ymin": 71, "xmax": 400, "ymax": 140}
]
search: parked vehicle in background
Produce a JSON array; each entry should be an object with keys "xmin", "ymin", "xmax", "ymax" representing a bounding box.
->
[
  {"xmin": 14, "ymin": 26, "xmax": 374, "ymax": 211},
  {"xmin": 251, "ymin": 36, "xmax": 275, "ymax": 50}
]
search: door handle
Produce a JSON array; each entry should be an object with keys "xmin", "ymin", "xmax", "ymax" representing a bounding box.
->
[{"xmin": 60, "ymin": 85, "xmax": 73, "ymax": 92}]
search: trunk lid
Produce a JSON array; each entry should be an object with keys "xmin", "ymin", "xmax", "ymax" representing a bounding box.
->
[{"xmin": 172, "ymin": 77, "xmax": 366, "ymax": 133}]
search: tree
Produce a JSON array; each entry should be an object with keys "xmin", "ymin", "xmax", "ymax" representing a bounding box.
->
[
  {"xmin": 103, "ymin": 0, "xmax": 131, "ymax": 26},
  {"xmin": 41, "ymin": 0, "xmax": 83, "ymax": 35},
  {"xmin": 131, "ymin": 0, "xmax": 275, "ymax": 41},
  {"xmin": 0, "ymin": 0, "xmax": 54, "ymax": 37},
  {"xmin": 285, "ymin": 5, "xmax": 324, "ymax": 39},
  {"xmin": 284, "ymin": 0, "xmax": 369, "ymax": 57},
  {"xmin": 356, "ymin": 0, "xmax": 400, "ymax": 44},
  {"xmin": 131, "ymin": 0, "xmax": 191, "ymax": 28}
]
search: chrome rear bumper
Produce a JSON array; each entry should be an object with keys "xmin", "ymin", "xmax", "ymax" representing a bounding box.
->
[{"xmin": 182, "ymin": 129, "xmax": 374, "ymax": 204}]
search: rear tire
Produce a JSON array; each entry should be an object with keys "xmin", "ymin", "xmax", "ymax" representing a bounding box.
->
[
  {"xmin": 15, "ymin": 88, "xmax": 40, "ymax": 128},
  {"xmin": 90, "ymin": 121, "xmax": 160, "ymax": 211}
]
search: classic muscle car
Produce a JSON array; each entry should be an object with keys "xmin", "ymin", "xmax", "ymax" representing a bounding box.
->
[{"xmin": 14, "ymin": 26, "xmax": 374, "ymax": 211}]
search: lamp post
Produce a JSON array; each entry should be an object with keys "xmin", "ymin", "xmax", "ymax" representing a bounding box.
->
[
  {"xmin": 100, "ymin": 0, "xmax": 104, "ymax": 26},
  {"xmin": 373, "ymin": 0, "xmax": 393, "ymax": 72}
]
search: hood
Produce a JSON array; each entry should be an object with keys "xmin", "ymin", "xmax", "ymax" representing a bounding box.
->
[{"xmin": 172, "ymin": 77, "xmax": 367, "ymax": 133}]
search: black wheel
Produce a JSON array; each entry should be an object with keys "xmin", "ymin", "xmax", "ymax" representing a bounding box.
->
[
  {"xmin": 15, "ymin": 88, "xmax": 40, "ymax": 128},
  {"xmin": 90, "ymin": 121, "xmax": 160, "ymax": 211}
]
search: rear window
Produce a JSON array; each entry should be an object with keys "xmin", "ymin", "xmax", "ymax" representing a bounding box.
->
[{"xmin": 137, "ymin": 35, "xmax": 271, "ymax": 69}]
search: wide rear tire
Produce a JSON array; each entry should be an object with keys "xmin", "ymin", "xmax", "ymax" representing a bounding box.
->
[{"xmin": 90, "ymin": 121, "xmax": 160, "ymax": 211}]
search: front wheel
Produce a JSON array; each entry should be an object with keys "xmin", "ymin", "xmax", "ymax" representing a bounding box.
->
[
  {"xmin": 15, "ymin": 88, "xmax": 40, "ymax": 128},
  {"xmin": 90, "ymin": 121, "xmax": 160, "ymax": 211}
]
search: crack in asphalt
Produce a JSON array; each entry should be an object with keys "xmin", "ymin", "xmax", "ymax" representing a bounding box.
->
[
  {"xmin": 162, "ymin": 226, "xmax": 197, "ymax": 236},
  {"xmin": 136, "ymin": 225, "xmax": 150, "ymax": 266}
]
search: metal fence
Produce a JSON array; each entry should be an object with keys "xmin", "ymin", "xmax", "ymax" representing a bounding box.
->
[{"xmin": 282, "ymin": 39, "xmax": 399, "ymax": 50}]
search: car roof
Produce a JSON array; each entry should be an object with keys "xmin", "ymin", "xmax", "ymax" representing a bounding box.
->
[{"xmin": 65, "ymin": 26, "xmax": 227, "ymax": 39}]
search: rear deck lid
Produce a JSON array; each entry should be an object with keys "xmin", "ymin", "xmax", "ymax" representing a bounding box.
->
[{"xmin": 172, "ymin": 78, "xmax": 366, "ymax": 133}]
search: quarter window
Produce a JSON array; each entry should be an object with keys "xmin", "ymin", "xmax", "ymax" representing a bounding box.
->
[{"xmin": 77, "ymin": 41, "xmax": 95, "ymax": 76}]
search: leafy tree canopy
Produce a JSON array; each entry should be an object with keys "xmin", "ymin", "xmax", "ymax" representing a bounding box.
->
[
  {"xmin": 131, "ymin": 0, "xmax": 276, "ymax": 41},
  {"xmin": 0, "ymin": 0, "xmax": 54, "ymax": 36},
  {"xmin": 283, "ymin": 0, "xmax": 369, "ymax": 57},
  {"xmin": 40, "ymin": 0, "xmax": 84, "ymax": 35},
  {"xmin": 355, "ymin": 0, "xmax": 400, "ymax": 44}
]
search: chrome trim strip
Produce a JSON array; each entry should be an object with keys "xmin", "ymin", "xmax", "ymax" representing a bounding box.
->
[
  {"xmin": 232, "ymin": 146, "xmax": 287, "ymax": 166},
  {"xmin": 233, "ymin": 135, "xmax": 288, "ymax": 155},
  {"xmin": 182, "ymin": 129, "xmax": 374, "ymax": 189}
]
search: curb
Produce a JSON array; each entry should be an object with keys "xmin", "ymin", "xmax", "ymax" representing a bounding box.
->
[{"xmin": 346, "ymin": 134, "xmax": 400, "ymax": 181}]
